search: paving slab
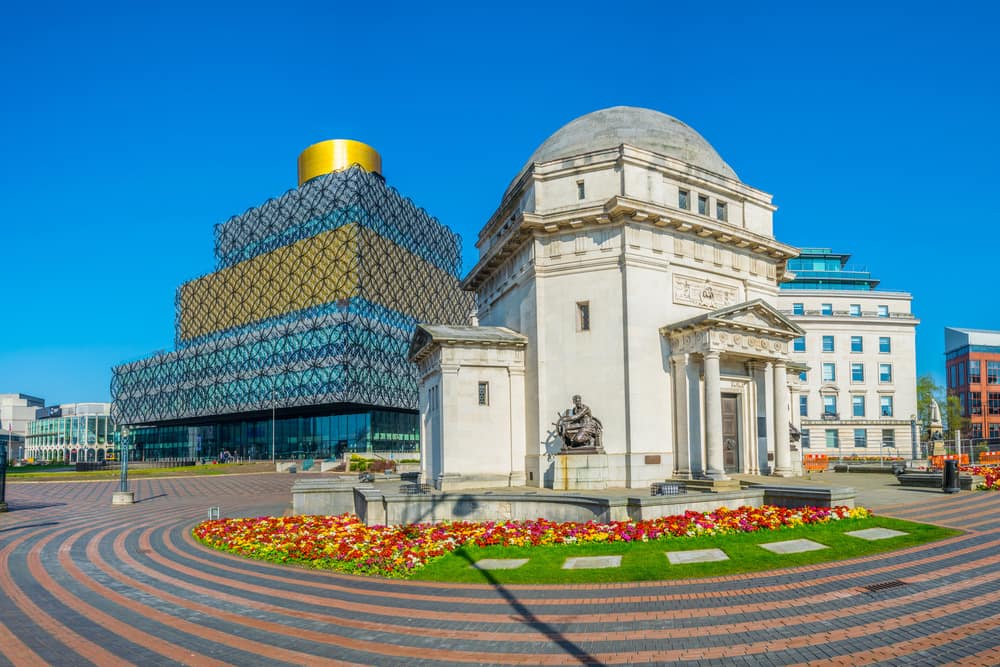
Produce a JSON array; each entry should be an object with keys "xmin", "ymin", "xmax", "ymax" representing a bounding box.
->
[
  {"xmin": 844, "ymin": 527, "xmax": 908, "ymax": 541},
  {"xmin": 470, "ymin": 558, "xmax": 529, "ymax": 570},
  {"xmin": 758, "ymin": 538, "xmax": 829, "ymax": 554},
  {"xmin": 666, "ymin": 548, "xmax": 729, "ymax": 565},
  {"xmin": 561, "ymin": 555, "xmax": 622, "ymax": 569}
]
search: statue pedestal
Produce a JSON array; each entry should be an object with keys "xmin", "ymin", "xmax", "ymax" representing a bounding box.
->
[
  {"xmin": 551, "ymin": 451, "xmax": 608, "ymax": 491},
  {"xmin": 931, "ymin": 442, "xmax": 948, "ymax": 456}
]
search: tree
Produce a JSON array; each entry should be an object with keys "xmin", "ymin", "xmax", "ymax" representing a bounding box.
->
[{"xmin": 916, "ymin": 374, "xmax": 968, "ymax": 439}]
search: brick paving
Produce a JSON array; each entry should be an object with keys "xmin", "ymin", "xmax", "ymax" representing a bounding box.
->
[{"xmin": 2, "ymin": 474, "xmax": 1000, "ymax": 665}]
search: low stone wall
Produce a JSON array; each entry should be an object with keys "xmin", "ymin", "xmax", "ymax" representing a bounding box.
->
[
  {"xmin": 897, "ymin": 472, "xmax": 982, "ymax": 491},
  {"xmin": 290, "ymin": 479, "xmax": 859, "ymax": 526}
]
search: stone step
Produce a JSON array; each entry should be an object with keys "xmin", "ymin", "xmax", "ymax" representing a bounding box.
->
[{"xmin": 671, "ymin": 478, "xmax": 742, "ymax": 493}]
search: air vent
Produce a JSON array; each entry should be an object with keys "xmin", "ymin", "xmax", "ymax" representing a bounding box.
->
[{"xmin": 863, "ymin": 580, "xmax": 907, "ymax": 593}]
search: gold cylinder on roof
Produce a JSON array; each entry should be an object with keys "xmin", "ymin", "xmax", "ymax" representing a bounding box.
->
[{"xmin": 297, "ymin": 139, "xmax": 381, "ymax": 185}]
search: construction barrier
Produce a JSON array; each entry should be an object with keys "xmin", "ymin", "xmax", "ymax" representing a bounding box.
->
[
  {"xmin": 804, "ymin": 454, "xmax": 828, "ymax": 472},
  {"xmin": 978, "ymin": 451, "xmax": 1000, "ymax": 465},
  {"xmin": 929, "ymin": 454, "xmax": 969, "ymax": 468}
]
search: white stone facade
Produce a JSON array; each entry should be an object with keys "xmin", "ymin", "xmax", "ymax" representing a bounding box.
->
[{"xmin": 777, "ymin": 291, "xmax": 919, "ymax": 457}]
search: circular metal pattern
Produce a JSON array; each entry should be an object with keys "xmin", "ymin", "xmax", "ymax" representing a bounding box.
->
[{"xmin": 2, "ymin": 474, "xmax": 1000, "ymax": 665}]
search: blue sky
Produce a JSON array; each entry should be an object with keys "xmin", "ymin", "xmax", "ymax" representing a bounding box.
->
[{"xmin": 1, "ymin": 1, "xmax": 998, "ymax": 404}]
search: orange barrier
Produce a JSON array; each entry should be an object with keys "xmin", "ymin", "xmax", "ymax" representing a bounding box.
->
[
  {"xmin": 804, "ymin": 454, "xmax": 828, "ymax": 472},
  {"xmin": 929, "ymin": 454, "xmax": 969, "ymax": 468},
  {"xmin": 979, "ymin": 452, "xmax": 1000, "ymax": 465}
]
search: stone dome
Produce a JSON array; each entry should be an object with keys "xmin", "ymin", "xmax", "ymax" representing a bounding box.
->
[{"xmin": 518, "ymin": 106, "xmax": 738, "ymax": 182}]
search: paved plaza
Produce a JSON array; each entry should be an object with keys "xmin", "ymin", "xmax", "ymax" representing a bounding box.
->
[{"xmin": 2, "ymin": 473, "xmax": 1000, "ymax": 666}]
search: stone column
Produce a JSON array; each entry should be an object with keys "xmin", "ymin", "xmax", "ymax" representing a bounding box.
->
[
  {"xmin": 764, "ymin": 360, "xmax": 775, "ymax": 474},
  {"xmin": 671, "ymin": 353, "xmax": 691, "ymax": 478},
  {"xmin": 704, "ymin": 351, "xmax": 727, "ymax": 479},
  {"xmin": 773, "ymin": 361, "xmax": 793, "ymax": 477}
]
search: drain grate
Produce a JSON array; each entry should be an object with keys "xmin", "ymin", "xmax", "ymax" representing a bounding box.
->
[{"xmin": 863, "ymin": 580, "xmax": 908, "ymax": 593}]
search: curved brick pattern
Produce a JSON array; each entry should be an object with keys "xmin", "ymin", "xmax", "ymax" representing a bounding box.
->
[{"xmin": 3, "ymin": 475, "xmax": 1000, "ymax": 665}]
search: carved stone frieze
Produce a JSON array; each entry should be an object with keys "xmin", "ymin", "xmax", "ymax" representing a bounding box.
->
[{"xmin": 672, "ymin": 275, "xmax": 738, "ymax": 310}]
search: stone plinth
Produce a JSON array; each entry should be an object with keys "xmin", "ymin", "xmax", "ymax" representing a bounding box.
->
[
  {"xmin": 112, "ymin": 491, "xmax": 135, "ymax": 505},
  {"xmin": 551, "ymin": 452, "xmax": 608, "ymax": 490},
  {"xmin": 291, "ymin": 479, "xmax": 357, "ymax": 515},
  {"xmin": 0, "ymin": 501, "xmax": 7, "ymax": 513}
]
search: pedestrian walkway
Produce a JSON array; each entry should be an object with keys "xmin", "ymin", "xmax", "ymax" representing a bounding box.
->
[{"xmin": 1, "ymin": 472, "xmax": 999, "ymax": 665}]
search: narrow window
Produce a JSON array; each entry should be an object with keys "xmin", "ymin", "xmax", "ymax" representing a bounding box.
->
[
  {"xmin": 882, "ymin": 429, "xmax": 895, "ymax": 448},
  {"xmin": 792, "ymin": 303, "xmax": 804, "ymax": 315},
  {"xmin": 822, "ymin": 363, "xmax": 836, "ymax": 382},
  {"xmin": 822, "ymin": 335, "xmax": 835, "ymax": 352},
  {"xmin": 793, "ymin": 336, "xmax": 806, "ymax": 352},
  {"xmin": 821, "ymin": 303, "xmax": 833, "ymax": 316},
  {"xmin": 798, "ymin": 370, "xmax": 807, "ymax": 381},
  {"xmin": 880, "ymin": 395, "xmax": 894, "ymax": 417},
  {"xmin": 852, "ymin": 395, "xmax": 866, "ymax": 417},
  {"xmin": 854, "ymin": 429, "xmax": 867, "ymax": 448},
  {"xmin": 799, "ymin": 395, "xmax": 808, "ymax": 416},
  {"xmin": 879, "ymin": 363, "xmax": 893, "ymax": 383},
  {"xmin": 801, "ymin": 429, "xmax": 811, "ymax": 448},
  {"xmin": 849, "ymin": 304, "xmax": 861, "ymax": 317},
  {"xmin": 825, "ymin": 429, "xmax": 839, "ymax": 449},
  {"xmin": 478, "ymin": 382, "xmax": 489, "ymax": 406},
  {"xmin": 823, "ymin": 395, "xmax": 838, "ymax": 415},
  {"xmin": 577, "ymin": 301, "xmax": 590, "ymax": 331},
  {"xmin": 851, "ymin": 363, "xmax": 864, "ymax": 382},
  {"xmin": 697, "ymin": 194, "xmax": 708, "ymax": 215},
  {"xmin": 879, "ymin": 336, "xmax": 891, "ymax": 353},
  {"xmin": 678, "ymin": 189, "xmax": 689, "ymax": 210},
  {"xmin": 851, "ymin": 336, "xmax": 863, "ymax": 353},
  {"xmin": 877, "ymin": 305, "xmax": 889, "ymax": 318},
  {"xmin": 577, "ymin": 180, "xmax": 585, "ymax": 200},
  {"xmin": 716, "ymin": 201, "xmax": 727, "ymax": 221}
]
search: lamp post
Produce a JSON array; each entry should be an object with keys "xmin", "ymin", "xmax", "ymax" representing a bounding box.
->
[
  {"xmin": 0, "ymin": 436, "xmax": 8, "ymax": 513},
  {"xmin": 271, "ymin": 383, "xmax": 276, "ymax": 464},
  {"xmin": 112, "ymin": 426, "xmax": 135, "ymax": 505},
  {"xmin": 910, "ymin": 415, "xmax": 919, "ymax": 461}
]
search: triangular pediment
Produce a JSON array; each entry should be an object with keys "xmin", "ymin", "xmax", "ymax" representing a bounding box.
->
[{"xmin": 661, "ymin": 299, "xmax": 804, "ymax": 339}]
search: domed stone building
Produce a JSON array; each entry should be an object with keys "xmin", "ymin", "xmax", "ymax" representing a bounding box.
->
[{"xmin": 410, "ymin": 107, "xmax": 805, "ymax": 490}]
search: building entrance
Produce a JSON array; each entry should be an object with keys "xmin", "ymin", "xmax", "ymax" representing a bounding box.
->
[{"xmin": 722, "ymin": 394, "xmax": 740, "ymax": 473}]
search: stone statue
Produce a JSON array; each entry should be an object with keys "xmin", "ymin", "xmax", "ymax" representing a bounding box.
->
[
  {"xmin": 929, "ymin": 399, "xmax": 943, "ymax": 427},
  {"xmin": 554, "ymin": 395, "xmax": 604, "ymax": 452},
  {"xmin": 789, "ymin": 422, "xmax": 801, "ymax": 443}
]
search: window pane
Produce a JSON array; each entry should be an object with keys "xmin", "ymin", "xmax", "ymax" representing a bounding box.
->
[
  {"xmin": 799, "ymin": 395, "xmax": 808, "ymax": 416},
  {"xmin": 849, "ymin": 304, "xmax": 861, "ymax": 317},
  {"xmin": 678, "ymin": 189, "xmax": 689, "ymax": 209},
  {"xmin": 879, "ymin": 336, "xmax": 891, "ymax": 353},
  {"xmin": 821, "ymin": 303, "xmax": 832, "ymax": 316},
  {"xmin": 851, "ymin": 336, "xmax": 863, "ymax": 352},
  {"xmin": 970, "ymin": 360, "xmax": 982, "ymax": 384},
  {"xmin": 792, "ymin": 303, "xmax": 804, "ymax": 315},
  {"xmin": 852, "ymin": 395, "xmax": 865, "ymax": 417},
  {"xmin": 698, "ymin": 195, "xmax": 708, "ymax": 215},
  {"xmin": 822, "ymin": 363, "xmax": 836, "ymax": 382},
  {"xmin": 822, "ymin": 336, "xmax": 834, "ymax": 352},
  {"xmin": 879, "ymin": 364, "xmax": 892, "ymax": 382},
  {"xmin": 854, "ymin": 429, "xmax": 867, "ymax": 447},
  {"xmin": 851, "ymin": 363, "xmax": 864, "ymax": 382},
  {"xmin": 793, "ymin": 336, "xmax": 806, "ymax": 352}
]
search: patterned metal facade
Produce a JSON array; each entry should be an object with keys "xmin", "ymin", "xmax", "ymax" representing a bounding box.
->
[{"xmin": 112, "ymin": 166, "xmax": 471, "ymax": 425}]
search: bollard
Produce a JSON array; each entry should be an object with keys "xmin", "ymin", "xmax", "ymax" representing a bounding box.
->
[{"xmin": 942, "ymin": 459, "xmax": 960, "ymax": 494}]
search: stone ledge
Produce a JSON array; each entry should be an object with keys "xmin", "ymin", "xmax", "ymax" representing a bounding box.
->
[{"xmin": 897, "ymin": 472, "xmax": 981, "ymax": 491}]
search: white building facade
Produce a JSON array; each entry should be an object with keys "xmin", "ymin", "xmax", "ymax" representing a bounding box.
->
[
  {"xmin": 0, "ymin": 393, "xmax": 45, "ymax": 462},
  {"xmin": 778, "ymin": 249, "xmax": 919, "ymax": 458},
  {"xmin": 25, "ymin": 402, "xmax": 117, "ymax": 464},
  {"xmin": 411, "ymin": 107, "xmax": 808, "ymax": 489}
]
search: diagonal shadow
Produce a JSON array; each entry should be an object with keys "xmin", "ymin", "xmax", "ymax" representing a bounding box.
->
[
  {"xmin": 0, "ymin": 521, "xmax": 59, "ymax": 533},
  {"xmin": 135, "ymin": 493, "xmax": 169, "ymax": 503},
  {"xmin": 455, "ymin": 549, "xmax": 606, "ymax": 666},
  {"xmin": 4, "ymin": 501, "xmax": 67, "ymax": 511}
]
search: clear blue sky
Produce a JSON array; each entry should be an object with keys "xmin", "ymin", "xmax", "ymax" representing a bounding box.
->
[{"xmin": 2, "ymin": 1, "xmax": 998, "ymax": 405}]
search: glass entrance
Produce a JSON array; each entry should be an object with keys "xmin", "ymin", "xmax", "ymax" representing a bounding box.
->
[{"xmin": 722, "ymin": 395, "xmax": 740, "ymax": 473}]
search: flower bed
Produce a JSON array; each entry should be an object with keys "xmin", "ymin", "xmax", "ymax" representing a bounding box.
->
[
  {"xmin": 193, "ymin": 505, "xmax": 871, "ymax": 579},
  {"xmin": 961, "ymin": 465, "xmax": 1000, "ymax": 490}
]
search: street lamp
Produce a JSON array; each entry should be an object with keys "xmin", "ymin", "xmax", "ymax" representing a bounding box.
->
[
  {"xmin": 910, "ymin": 414, "xmax": 919, "ymax": 461},
  {"xmin": 112, "ymin": 426, "xmax": 135, "ymax": 505},
  {"xmin": 0, "ymin": 438, "xmax": 8, "ymax": 513}
]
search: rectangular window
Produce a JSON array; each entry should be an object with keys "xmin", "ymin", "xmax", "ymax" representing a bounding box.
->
[
  {"xmin": 822, "ymin": 335, "xmax": 835, "ymax": 352},
  {"xmin": 799, "ymin": 370, "xmax": 807, "ymax": 382},
  {"xmin": 825, "ymin": 429, "xmax": 839, "ymax": 449},
  {"xmin": 988, "ymin": 392, "xmax": 1000, "ymax": 415},
  {"xmin": 851, "ymin": 336, "xmax": 863, "ymax": 353},
  {"xmin": 678, "ymin": 189, "xmax": 689, "ymax": 210},
  {"xmin": 879, "ymin": 363, "xmax": 893, "ymax": 383},
  {"xmin": 970, "ymin": 360, "xmax": 981, "ymax": 384},
  {"xmin": 879, "ymin": 336, "xmax": 891, "ymax": 353},
  {"xmin": 950, "ymin": 364, "xmax": 957, "ymax": 388},
  {"xmin": 821, "ymin": 303, "xmax": 833, "ymax": 316},
  {"xmin": 988, "ymin": 361, "xmax": 1000, "ymax": 384},
  {"xmin": 877, "ymin": 305, "xmax": 889, "ymax": 318},
  {"xmin": 969, "ymin": 392, "xmax": 983, "ymax": 415},
  {"xmin": 577, "ymin": 302, "xmax": 590, "ymax": 331},
  {"xmin": 960, "ymin": 363, "xmax": 965, "ymax": 386},
  {"xmin": 697, "ymin": 194, "xmax": 708, "ymax": 215},
  {"xmin": 793, "ymin": 336, "xmax": 806, "ymax": 352},
  {"xmin": 823, "ymin": 395, "xmax": 838, "ymax": 416},
  {"xmin": 799, "ymin": 395, "xmax": 808, "ymax": 417},
  {"xmin": 882, "ymin": 429, "xmax": 895, "ymax": 448},
  {"xmin": 854, "ymin": 428, "xmax": 867, "ymax": 448},
  {"xmin": 990, "ymin": 423, "xmax": 1000, "ymax": 440},
  {"xmin": 852, "ymin": 395, "xmax": 865, "ymax": 417},
  {"xmin": 478, "ymin": 382, "xmax": 489, "ymax": 406},
  {"xmin": 792, "ymin": 303, "xmax": 804, "ymax": 315},
  {"xmin": 822, "ymin": 363, "xmax": 836, "ymax": 382},
  {"xmin": 716, "ymin": 201, "xmax": 727, "ymax": 221},
  {"xmin": 849, "ymin": 304, "xmax": 861, "ymax": 317},
  {"xmin": 851, "ymin": 363, "xmax": 864, "ymax": 382},
  {"xmin": 801, "ymin": 429, "xmax": 811, "ymax": 448},
  {"xmin": 880, "ymin": 396, "xmax": 894, "ymax": 417},
  {"xmin": 971, "ymin": 423, "xmax": 983, "ymax": 439},
  {"xmin": 577, "ymin": 180, "xmax": 585, "ymax": 200}
]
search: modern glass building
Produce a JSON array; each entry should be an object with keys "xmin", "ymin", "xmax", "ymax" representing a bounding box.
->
[
  {"xmin": 784, "ymin": 248, "xmax": 879, "ymax": 291},
  {"xmin": 111, "ymin": 140, "xmax": 471, "ymax": 461},
  {"xmin": 25, "ymin": 403, "xmax": 118, "ymax": 463}
]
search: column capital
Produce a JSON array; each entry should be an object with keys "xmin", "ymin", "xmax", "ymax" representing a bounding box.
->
[{"xmin": 703, "ymin": 350, "xmax": 721, "ymax": 361}]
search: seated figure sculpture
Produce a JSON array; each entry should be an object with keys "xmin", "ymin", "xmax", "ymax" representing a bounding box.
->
[{"xmin": 555, "ymin": 395, "xmax": 604, "ymax": 452}]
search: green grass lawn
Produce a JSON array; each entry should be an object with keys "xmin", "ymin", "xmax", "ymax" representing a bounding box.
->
[{"xmin": 415, "ymin": 516, "xmax": 958, "ymax": 584}]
